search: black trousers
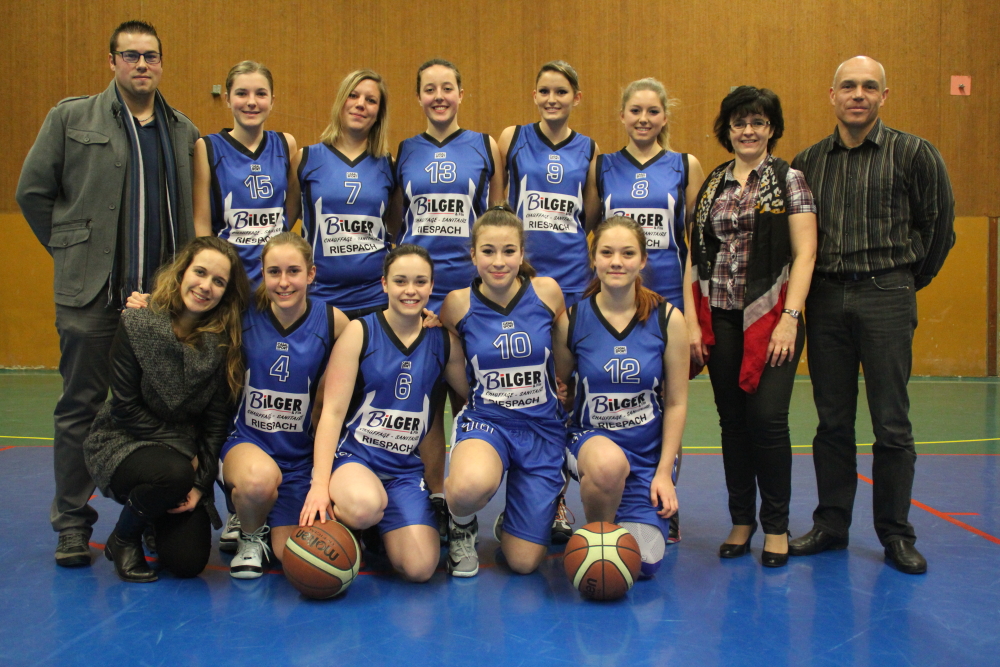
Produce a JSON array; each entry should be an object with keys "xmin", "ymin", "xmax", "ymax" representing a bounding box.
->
[
  {"xmin": 109, "ymin": 446, "xmax": 211, "ymax": 578},
  {"xmin": 805, "ymin": 269, "xmax": 918, "ymax": 545},
  {"xmin": 707, "ymin": 308, "xmax": 804, "ymax": 535}
]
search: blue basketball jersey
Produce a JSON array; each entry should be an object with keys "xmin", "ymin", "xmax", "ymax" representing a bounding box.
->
[
  {"xmin": 458, "ymin": 277, "xmax": 563, "ymax": 422},
  {"xmin": 299, "ymin": 145, "xmax": 395, "ymax": 310},
  {"xmin": 338, "ymin": 311, "xmax": 450, "ymax": 478},
  {"xmin": 506, "ymin": 124, "xmax": 595, "ymax": 296},
  {"xmin": 569, "ymin": 297, "xmax": 672, "ymax": 467},
  {"xmin": 204, "ymin": 130, "xmax": 290, "ymax": 286},
  {"xmin": 396, "ymin": 130, "xmax": 494, "ymax": 305},
  {"xmin": 229, "ymin": 299, "xmax": 336, "ymax": 469},
  {"xmin": 596, "ymin": 149, "xmax": 688, "ymax": 307}
]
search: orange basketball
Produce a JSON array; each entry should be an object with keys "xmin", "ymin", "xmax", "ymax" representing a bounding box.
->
[
  {"xmin": 282, "ymin": 522, "xmax": 360, "ymax": 599},
  {"xmin": 563, "ymin": 522, "xmax": 641, "ymax": 601}
]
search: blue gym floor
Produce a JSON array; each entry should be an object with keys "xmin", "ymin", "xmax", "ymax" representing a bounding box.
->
[{"xmin": 1, "ymin": 375, "xmax": 998, "ymax": 667}]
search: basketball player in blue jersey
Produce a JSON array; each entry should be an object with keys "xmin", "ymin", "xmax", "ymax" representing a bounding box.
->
[
  {"xmin": 394, "ymin": 59, "xmax": 505, "ymax": 539},
  {"xmin": 498, "ymin": 60, "xmax": 598, "ymax": 544},
  {"xmin": 303, "ymin": 245, "xmax": 467, "ymax": 582},
  {"xmin": 289, "ymin": 70, "xmax": 397, "ymax": 318},
  {"xmin": 499, "ymin": 60, "xmax": 598, "ymax": 311},
  {"xmin": 587, "ymin": 77, "xmax": 705, "ymax": 541},
  {"xmin": 441, "ymin": 204, "xmax": 573, "ymax": 577},
  {"xmin": 395, "ymin": 59, "xmax": 505, "ymax": 313},
  {"xmin": 558, "ymin": 217, "xmax": 689, "ymax": 577},
  {"xmin": 193, "ymin": 62, "xmax": 296, "ymax": 287},
  {"xmin": 220, "ymin": 233, "xmax": 349, "ymax": 579}
]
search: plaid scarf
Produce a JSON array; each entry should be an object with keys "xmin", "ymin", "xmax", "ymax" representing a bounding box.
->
[
  {"xmin": 690, "ymin": 157, "xmax": 791, "ymax": 392},
  {"xmin": 113, "ymin": 84, "xmax": 180, "ymax": 302}
]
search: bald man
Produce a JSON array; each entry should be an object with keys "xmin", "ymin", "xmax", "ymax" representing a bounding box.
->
[{"xmin": 789, "ymin": 56, "xmax": 954, "ymax": 574}]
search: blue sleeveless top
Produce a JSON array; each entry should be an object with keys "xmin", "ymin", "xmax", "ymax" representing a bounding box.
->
[
  {"xmin": 338, "ymin": 311, "xmax": 450, "ymax": 478},
  {"xmin": 204, "ymin": 130, "xmax": 290, "ymax": 286},
  {"xmin": 299, "ymin": 145, "xmax": 395, "ymax": 310},
  {"xmin": 568, "ymin": 296, "xmax": 673, "ymax": 466},
  {"xmin": 458, "ymin": 277, "xmax": 563, "ymax": 422},
  {"xmin": 507, "ymin": 123, "xmax": 595, "ymax": 296},
  {"xmin": 229, "ymin": 299, "xmax": 335, "ymax": 469},
  {"xmin": 596, "ymin": 149, "xmax": 688, "ymax": 308},
  {"xmin": 396, "ymin": 130, "xmax": 494, "ymax": 305}
]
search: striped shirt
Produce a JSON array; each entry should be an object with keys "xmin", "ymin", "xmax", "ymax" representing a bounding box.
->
[
  {"xmin": 709, "ymin": 155, "xmax": 815, "ymax": 310},
  {"xmin": 791, "ymin": 120, "xmax": 954, "ymax": 288}
]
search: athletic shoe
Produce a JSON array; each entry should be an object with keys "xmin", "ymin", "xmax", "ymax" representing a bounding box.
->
[
  {"xmin": 55, "ymin": 531, "xmax": 92, "ymax": 568},
  {"xmin": 447, "ymin": 517, "xmax": 479, "ymax": 578},
  {"xmin": 493, "ymin": 511, "xmax": 505, "ymax": 541},
  {"xmin": 551, "ymin": 495, "xmax": 574, "ymax": 544},
  {"xmin": 219, "ymin": 513, "xmax": 240, "ymax": 553},
  {"xmin": 430, "ymin": 494, "xmax": 449, "ymax": 545},
  {"xmin": 230, "ymin": 526, "xmax": 273, "ymax": 579},
  {"xmin": 668, "ymin": 512, "xmax": 681, "ymax": 544}
]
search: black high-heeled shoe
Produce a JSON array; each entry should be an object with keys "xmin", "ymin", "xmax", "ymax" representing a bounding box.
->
[
  {"xmin": 719, "ymin": 522, "xmax": 758, "ymax": 558},
  {"xmin": 761, "ymin": 531, "xmax": 791, "ymax": 568}
]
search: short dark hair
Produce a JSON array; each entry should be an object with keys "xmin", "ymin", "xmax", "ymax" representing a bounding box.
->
[
  {"xmin": 713, "ymin": 86, "xmax": 784, "ymax": 153},
  {"xmin": 109, "ymin": 20, "xmax": 161, "ymax": 56}
]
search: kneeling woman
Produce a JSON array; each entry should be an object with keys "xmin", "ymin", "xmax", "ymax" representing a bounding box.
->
[
  {"xmin": 84, "ymin": 237, "xmax": 249, "ymax": 582},
  {"xmin": 561, "ymin": 216, "xmax": 689, "ymax": 577},
  {"xmin": 304, "ymin": 245, "xmax": 467, "ymax": 582},
  {"xmin": 442, "ymin": 204, "xmax": 572, "ymax": 577},
  {"xmin": 221, "ymin": 233, "xmax": 349, "ymax": 578}
]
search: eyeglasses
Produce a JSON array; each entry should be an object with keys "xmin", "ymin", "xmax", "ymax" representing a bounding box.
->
[
  {"xmin": 730, "ymin": 119, "xmax": 770, "ymax": 131},
  {"xmin": 113, "ymin": 51, "xmax": 161, "ymax": 65}
]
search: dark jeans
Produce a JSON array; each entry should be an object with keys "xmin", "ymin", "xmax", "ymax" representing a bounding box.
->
[
  {"xmin": 110, "ymin": 446, "xmax": 211, "ymax": 578},
  {"xmin": 52, "ymin": 293, "xmax": 120, "ymax": 535},
  {"xmin": 805, "ymin": 268, "xmax": 918, "ymax": 545},
  {"xmin": 707, "ymin": 307, "xmax": 803, "ymax": 535}
]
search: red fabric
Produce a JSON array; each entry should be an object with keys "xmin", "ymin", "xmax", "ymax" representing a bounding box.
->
[
  {"xmin": 739, "ymin": 282, "xmax": 787, "ymax": 393},
  {"xmin": 689, "ymin": 276, "xmax": 788, "ymax": 393},
  {"xmin": 689, "ymin": 278, "xmax": 714, "ymax": 379}
]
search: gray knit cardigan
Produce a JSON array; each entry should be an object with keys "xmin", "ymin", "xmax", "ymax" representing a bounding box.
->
[{"xmin": 83, "ymin": 307, "xmax": 232, "ymax": 527}]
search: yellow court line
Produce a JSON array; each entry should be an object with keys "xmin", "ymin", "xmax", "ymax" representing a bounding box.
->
[
  {"xmin": 685, "ymin": 437, "xmax": 1000, "ymax": 451},
  {"xmin": 3, "ymin": 436, "xmax": 1000, "ymax": 447}
]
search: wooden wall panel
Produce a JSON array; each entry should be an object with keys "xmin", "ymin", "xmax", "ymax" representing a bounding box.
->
[{"xmin": 2, "ymin": 0, "xmax": 999, "ymax": 371}]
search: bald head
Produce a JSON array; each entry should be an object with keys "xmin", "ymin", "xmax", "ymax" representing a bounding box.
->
[{"xmin": 833, "ymin": 56, "xmax": 886, "ymax": 90}]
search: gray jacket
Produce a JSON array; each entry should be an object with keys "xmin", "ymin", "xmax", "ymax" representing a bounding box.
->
[{"xmin": 15, "ymin": 80, "xmax": 199, "ymax": 307}]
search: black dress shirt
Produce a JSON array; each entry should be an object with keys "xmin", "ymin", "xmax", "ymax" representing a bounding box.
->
[{"xmin": 792, "ymin": 119, "xmax": 955, "ymax": 289}]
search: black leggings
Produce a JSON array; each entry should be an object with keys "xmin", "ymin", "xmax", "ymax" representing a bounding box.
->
[
  {"xmin": 109, "ymin": 446, "xmax": 211, "ymax": 578},
  {"xmin": 706, "ymin": 308, "xmax": 804, "ymax": 535}
]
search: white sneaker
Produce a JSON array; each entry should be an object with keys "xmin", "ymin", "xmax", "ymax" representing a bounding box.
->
[
  {"xmin": 551, "ymin": 495, "xmax": 574, "ymax": 544},
  {"xmin": 230, "ymin": 526, "xmax": 272, "ymax": 579},
  {"xmin": 447, "ymin": 517, "xmax": 479, "ymax": 578},
  {"xmin": 219, "ymin": 513, "xmax": 241, "ymax": 553}
]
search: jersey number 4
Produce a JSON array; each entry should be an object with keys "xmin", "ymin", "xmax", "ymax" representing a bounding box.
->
[{"xmin": 270, "ymin": 355, "xmax": 290, "ymax": 382}]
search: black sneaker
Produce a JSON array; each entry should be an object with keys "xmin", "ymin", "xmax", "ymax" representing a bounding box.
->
[
  {"xmin": 668, "ymin": 512, "xmax": 681, "ymax": 544},
  {"xmin": 55, "ymin": 531, "xmax": 92, "ymax": 567},
  {"xmin": 430, "ymin": 494, "xmax": 448, "ymax": 545}
]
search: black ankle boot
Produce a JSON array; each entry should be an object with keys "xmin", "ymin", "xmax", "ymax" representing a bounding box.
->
[{"xmin": 105, "ymin": 498, "xmax": 157, "ymax": 583}]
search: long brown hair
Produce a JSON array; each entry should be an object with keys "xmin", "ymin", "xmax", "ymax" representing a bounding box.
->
[
  {"xmin": 254, "ymin": 232, "xmax": 314, "ymax": 312},
  {"xmin": 583, "ymin": 216, "xmax": 663, "ymax": 322},
  {"xmin": 148, "ymin": 236, "xmax": 249, "ymax": 400},
  {"xmin": 470, "ymin": 203, "xmax": 536, "ymax": 278}
]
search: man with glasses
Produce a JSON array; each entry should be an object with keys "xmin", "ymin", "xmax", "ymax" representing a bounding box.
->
[
  {"xmin": 16, "ymin": 20, "xmax": 199, "ymax": 568},
  {"xmin": 789, "ymin": 56, "xmax": 954, "ymax": 574}
]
